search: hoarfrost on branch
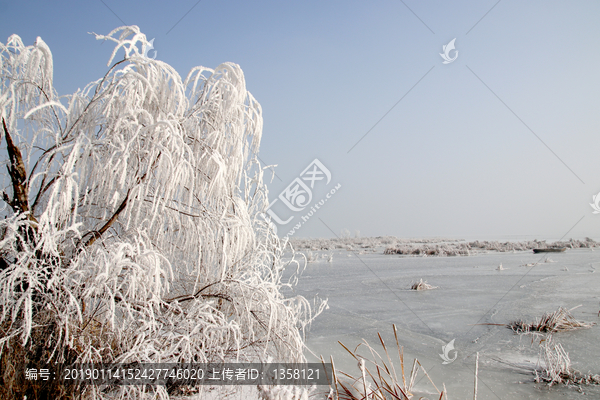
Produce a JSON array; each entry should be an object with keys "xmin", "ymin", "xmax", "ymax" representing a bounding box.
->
[{"xmin": 0, "ymin": 26, "xmax": 324, "ymax": 397}]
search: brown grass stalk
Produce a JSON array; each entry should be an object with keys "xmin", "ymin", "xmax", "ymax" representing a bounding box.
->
[
  {"xmin": 329, "ymin": 324, "xmax": 445, "ymax": 400},
  {"xmin": 508, "ymin": 306, "xmax": 594, "ymax": 334}
]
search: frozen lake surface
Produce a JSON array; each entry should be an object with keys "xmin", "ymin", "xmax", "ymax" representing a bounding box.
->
[{"xmin": 286, "ymin": 246, "xmax": 600, "ymax": 399}]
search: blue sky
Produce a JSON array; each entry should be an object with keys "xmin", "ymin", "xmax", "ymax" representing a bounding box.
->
[{"xmin": 2, "ymin": 0, "xmax": 600, "ymax": 240}]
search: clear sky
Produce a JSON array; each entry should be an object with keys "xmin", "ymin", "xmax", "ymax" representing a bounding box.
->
[{"xmin": 2, "ymin": 0, "xmax": 600, "ymax": 240}]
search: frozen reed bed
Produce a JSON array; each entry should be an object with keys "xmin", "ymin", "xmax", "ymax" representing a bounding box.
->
[
  {"xmin": 384, "ymin": 238, "xmax": 600, "ymax": 256},
  {"xmin": 506, "ymin": 308, "xmax": 599, "ymax": 388},
  {"xmin": 290, "ymin": 237, "xmax": 464, "ymax": 253},
  {"xmin": 385, "ymin": 243, "xmax": 471, "ymax": 256},
  {"xmin": 291, "ymin": 236, "xmax": 399, "ymax": 252},
  {"xmin": 534, "ymin": 336, "xmax": 600, "ymax": 387},
  {"xmin": 508, "ymin": 306, "xmax": 594, "ymax": 334},
  {"xmin": 290, "ymin": 236, "xmax": 600, "ymax": 257}
]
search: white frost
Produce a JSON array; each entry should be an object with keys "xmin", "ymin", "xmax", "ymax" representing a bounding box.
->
[{"xmin": 0, "ymin": 26, "xmax": 324, "ymax": 399}]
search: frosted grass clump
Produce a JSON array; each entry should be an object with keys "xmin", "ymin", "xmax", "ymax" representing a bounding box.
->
[
  {"xmin": 534, "ymin": 335, "xmax": 600, "ymax": 387},
  {"xmin": 508, "ymin": 306, "xmax": 594, "ymax": 334},
  {"xmin": 0, "ymin": 26, "xmax": 324, "ymax": 399},
  {"xmin": 410, "ymin": 279, "xmax": 438, "ymax": 291}
]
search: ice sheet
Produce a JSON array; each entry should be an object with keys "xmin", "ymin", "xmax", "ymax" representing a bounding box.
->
[{"xmin": 286, "ymin": 247, "xmax": 600, "ymax": 399}]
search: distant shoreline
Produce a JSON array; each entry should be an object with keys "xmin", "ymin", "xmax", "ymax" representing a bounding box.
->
[{"xmin": 288, "ymin": 236, "xmax": 600, "ymax": 256}]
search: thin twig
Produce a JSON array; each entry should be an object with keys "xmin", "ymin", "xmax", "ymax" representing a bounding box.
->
[{"xmin": 474, "ymin": 352, "xmax": 479, "ymax": 400}]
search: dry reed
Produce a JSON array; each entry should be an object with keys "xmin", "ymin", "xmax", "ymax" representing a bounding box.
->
[
  {"xmin": 325, "ymin": 324, "xmax": 446, "ymax": 400},
  {"xmin": 508, "ymin": 306, "xmax": 594, "ymax": 334},
  {"xmin": 534, "ymin": 335, "xmax": 600, "ymax": 386}
]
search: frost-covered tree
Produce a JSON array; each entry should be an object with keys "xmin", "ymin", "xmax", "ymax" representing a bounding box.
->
[{"xmin": 0, "ymin": 26, "xmax": 323, "ymax": 399}]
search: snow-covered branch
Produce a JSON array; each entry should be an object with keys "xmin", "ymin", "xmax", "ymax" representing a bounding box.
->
[{"xmin": 0, "ymin": 26, "xmax": 323, "ymax": 399}]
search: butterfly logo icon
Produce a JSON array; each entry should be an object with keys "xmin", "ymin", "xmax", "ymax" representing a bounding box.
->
[
  {"xmin": 143, "ymin": 38, "xmax": 157, "ymax": 60},
  {"xmin": 439, "ymin": 339, "xmax": 458, "ymax": 364},
  {"xmin": 440, "ymin": 39, "xmax": 458, "ymax": 64}
]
